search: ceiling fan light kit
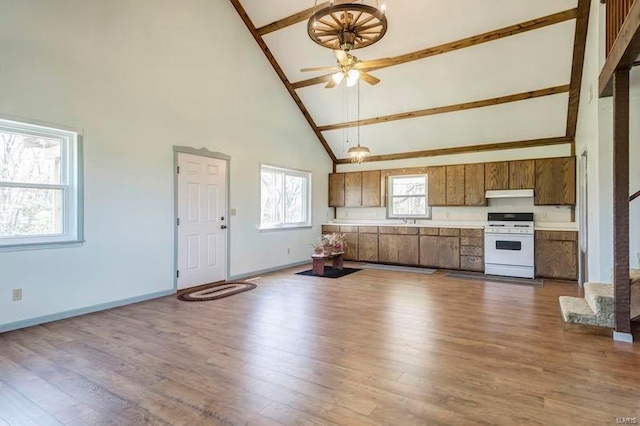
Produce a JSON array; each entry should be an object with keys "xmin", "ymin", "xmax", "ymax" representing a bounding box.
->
[{"xmin": 308, "ymin": 2, "xmax": 388, "ymax": 52}]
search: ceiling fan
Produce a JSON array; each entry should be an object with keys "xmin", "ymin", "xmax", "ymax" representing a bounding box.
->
[{"xmin": 301, "ymin": 50, "xmax": 384, "ymax": 88}]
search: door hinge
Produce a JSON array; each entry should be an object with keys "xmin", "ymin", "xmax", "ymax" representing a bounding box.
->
[
  {"xmin": 176, "ymin": 270, "xmax": 180, "ymax": 278},
  {"xmin": 177, "ymin": 166, "xmax": 180, "ymax": 174},
  {"xmin": 177, "ymin": 218, "xmax": 180, "ymax": 226}
]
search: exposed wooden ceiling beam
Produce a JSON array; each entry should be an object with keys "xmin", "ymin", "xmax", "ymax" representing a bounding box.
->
[
  {"xmin": 335, "ymin": 137, "xmax": 572, "ymax": 164},
  {"xmin": 256, "ymin": 1, "xmax": 356, "ymax": 36},
  {"xmin": 318, "ymin": 85, "xmax": 570, "ymax": 132},
  {"xmin": 229, "ymin": 0, "xmax": 337, "ymax": 163},
  {"xmin": 292, "ymin": 8, "xmax": 578, "ymax": 90},
  {"xmin": 566, "ymin": 0, "xmax": 592, "ymax": 141},
  {"xmin": 599, "ymin": 0, "xmax": 640, "ymax": 96}
]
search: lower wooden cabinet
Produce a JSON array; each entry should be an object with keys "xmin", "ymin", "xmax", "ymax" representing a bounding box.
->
[
  {"xmin": 358, "ymin": 233, "xmax": 378, "ymax": 262},
  {"xmin": 342, "ymin": 233, "xmax": 358, "ymax": 260},
  {"xmin": 379, "ymin": 234, "xmax": 419, "ymax": 265},
  {"xmin": 535, "ymin": 231, "xmax": 578, "ymax": 280},
  {"xmin": 419, "ymin": 236, "xmax": 460, "ymax": 269}
]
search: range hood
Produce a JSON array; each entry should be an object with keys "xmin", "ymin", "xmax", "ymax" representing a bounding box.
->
[{"xmin": 485, "ymin": 189, "xmax": 534, "ymax": 199}]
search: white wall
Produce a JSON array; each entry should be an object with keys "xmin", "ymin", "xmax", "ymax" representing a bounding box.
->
[{"xmin": 0, "ymin": 0, "xmax": 332, "ymax": 328}]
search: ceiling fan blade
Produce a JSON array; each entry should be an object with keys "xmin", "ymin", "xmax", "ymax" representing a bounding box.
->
[
  {"xmin": 359, "ymin": 71, "xmax": 381, "ymax": 86},
  {"xmin": 301, "ymin": 66, "xmax": 340, "ymax": 72},
  {"xmin": 355, "ymin": 57, "xmax": 395, "ymax": 69},
  {"xmin": 325, "ymin": 78, "xmax": 338, "ymax": 89}
]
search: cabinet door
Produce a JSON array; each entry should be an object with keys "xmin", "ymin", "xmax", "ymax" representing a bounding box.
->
[
  {"xmin": 464, "ymin": 163, "xmax": 486, "ymax": 206},
  {"xmin": 419, "ymin": 236, "xmax": 460, "ymax": 269},
  {"xmin": 485, "ymin": 162, "xmax": 509, "ymax": 190},
  {"xmin": 535, "ymin": 157, "xmax": 576, "ymax": 205},
  {"xmin": 328, "ymin": 173, "xmax": 345, "ymax": 207},
  {"xmin": 344, "ymin": 172, "xmax": 362, "ymax": 207},
  {"xmin": 427, "ymin": 166, "xmax": 447, "ymax": 206},
  {"xmin": 342, "ymin": 232, "xmax": 359, "ymax": 261},
  {"xmin": 509, "ymin": 160, "xmax": 535, "ymax": 189},
  {"xmin": 379, "ymin": 235, "xmax": 419, "ymax": 265},
  {"xmin": 446, "ymin": 165, "xmax": 465, "ymax": 206},
  {"xmin": 362, "ymin": 170, "xmax": 381, "ymax": 207},
  {"xmin": 358, "ymin": 233, "xmax": 378, "ymax": 262},
  {"xmin": 535, "ymin": 240, "xmax": 578, "ymax": 280}
]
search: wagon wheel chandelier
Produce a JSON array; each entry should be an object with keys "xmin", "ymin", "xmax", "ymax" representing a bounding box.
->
[{"xmin": 307, "ymin": 1, "xmax": 388, "ymax": 52}]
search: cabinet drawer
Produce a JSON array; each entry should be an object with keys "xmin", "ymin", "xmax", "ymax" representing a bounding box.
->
[
  {"xmin": 461, "ymin": 246, "xmax": 483, "ymax": 256},
  {"xmin": 395, "ymin": 227, "xmax": 419, "ymax": 235},
  {"xmin": 439, "ymin": 228, "xmax": 460, "ymax": 237},
  {"xmin": 461, "ymin": 256, "xmax": 484, "ymax": 272},
  {"xmin": 359, "ymin": 226, "xmax": 379, "ymax": 234},
  {"xmin": 340, "ymin": 226, "xmax": 359, "ymax": 233},
  {"xmin": 460, "ymin": 229, "xmax": 483, "ymax": 238},
  {"xmin": 419, "ymin": 227, "xmax": 440, "ymax": 236},
  {"xmin": 460, "ymin": 237, "xmax": 483, "ymax": 247},
  {"xmin": 535, "ymin": 230, "xmax": 577, "ymax": 241},
  {"xmin": 322, "ymin": 225, "xmax": 340, "ymax": 233}
]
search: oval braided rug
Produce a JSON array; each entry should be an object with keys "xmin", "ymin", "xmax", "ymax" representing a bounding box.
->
[{"xmin": 177, "ymin": 281, "xmax": 256, "ymax": 302}]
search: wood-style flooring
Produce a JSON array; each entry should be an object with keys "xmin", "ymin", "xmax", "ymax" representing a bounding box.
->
[{"xmin": 0, "ymin": 266, "xmax": 639, "ymax": 425}]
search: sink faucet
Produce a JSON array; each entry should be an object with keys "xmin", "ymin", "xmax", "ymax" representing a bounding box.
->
[{"xmin": 401, "ymin": 218, "xmax": 416, "ymax": 224}]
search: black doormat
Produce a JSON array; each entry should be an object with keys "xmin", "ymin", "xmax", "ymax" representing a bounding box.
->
[
  {"xmin": 177, "ymin": 282, "xmax": 256, "ymax": 301},
  {"xmin": 296, "ymin": 267, "xmax": 361, "ymax": 279}
]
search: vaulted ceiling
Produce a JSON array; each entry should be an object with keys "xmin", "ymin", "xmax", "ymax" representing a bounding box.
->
[{"xmin": 230, "ymin": 0, "xmax": 589, "ymax": 164}]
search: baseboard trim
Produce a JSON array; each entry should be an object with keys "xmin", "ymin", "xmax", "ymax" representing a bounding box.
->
[
  {"xmin": 0, "ymin": 289, "xmax": 175, "ymax": 334},
  {"xmin": 230, "ymin": 260, "xmax": 311, "ymax": 281},
  {"xmin": 613, "ymin": 331, "xmax": 634, "ymax": 343}
]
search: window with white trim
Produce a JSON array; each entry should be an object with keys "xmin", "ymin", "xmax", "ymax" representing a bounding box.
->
[
  {"xmin": 387, "ymin": 174, "xmax": 430, "ymax": 218},
  {"xmin": 260, "ymin": 165, "xmax": 311, "ymax": 229},
  {"xmin": 0, "ymin": 118, "xmax": 82, "ymax": 248}
]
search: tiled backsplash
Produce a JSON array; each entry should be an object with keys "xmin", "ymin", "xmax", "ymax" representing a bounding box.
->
[{"xmin": 336, "ymin": 197, "xmax": 573, "ymax": 223}]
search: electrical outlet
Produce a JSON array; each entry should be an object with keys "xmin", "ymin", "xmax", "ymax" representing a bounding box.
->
[
  {"xmin": 287, "ymin": 248, "xmax": 291, "ymax": 255},
  {"xmin": 12, "ymin": 288, "xmax": 22, "ymax": 302}
]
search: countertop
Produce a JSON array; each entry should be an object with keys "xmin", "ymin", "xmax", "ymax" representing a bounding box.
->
[{"xmin": 322, "ymin": 220, "xmax": 578, "ymax": 232}]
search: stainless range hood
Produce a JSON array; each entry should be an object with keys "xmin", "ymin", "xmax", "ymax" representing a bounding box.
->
[{"xmin": 485, "ymin": 189, "xmax": 534, "ymax": 199}]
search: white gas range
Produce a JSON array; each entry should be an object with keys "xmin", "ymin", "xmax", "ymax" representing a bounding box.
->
[{"xmin": 484, "ymin": 213, "xmax": 535, "ymax": 279}]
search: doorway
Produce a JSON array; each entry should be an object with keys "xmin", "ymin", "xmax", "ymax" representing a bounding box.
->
[{"xmin": 175, "ymin": 148, "xmax": 229, "ymax": 290}]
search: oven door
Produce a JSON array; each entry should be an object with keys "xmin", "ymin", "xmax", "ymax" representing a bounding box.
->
[{"xmin": 484, "ymin": 233, "xmax": 534, "ymax": 267}]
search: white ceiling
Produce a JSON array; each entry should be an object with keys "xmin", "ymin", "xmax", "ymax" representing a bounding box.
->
[{"xmin": 238, "ymin": 0, "xmax": 580, "ymax": 161}]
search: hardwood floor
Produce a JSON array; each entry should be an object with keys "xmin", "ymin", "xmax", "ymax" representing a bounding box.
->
[{"xmin": 0, "ymin": 266, "xmax": 639, "ymax": 425}]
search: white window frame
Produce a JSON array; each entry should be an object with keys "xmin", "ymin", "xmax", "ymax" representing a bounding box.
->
[
  {"xmin": 259, "ymin": 164, "xmax": 312, "ymax": 231},
  {"xmin": 0, "ymin": 117, "xmax": 83, "ymax": 250},
  {"xmin": 387, "ymin": 174, "xmax": 431, "ymax": 219}
]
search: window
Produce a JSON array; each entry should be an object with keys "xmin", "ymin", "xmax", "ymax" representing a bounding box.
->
[
  {"xmin": 0, "ymin": 118, "xmax": 82, "ymax": 248},
  {"xmin": 260, "ymin": 165, "xmax": 311, "ymax": 230},
  {"xmin": 387, "ymin": 174, "xmax": 430, "ymax": 218}
]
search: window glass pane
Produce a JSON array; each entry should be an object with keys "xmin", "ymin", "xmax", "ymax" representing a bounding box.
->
[
  {"xmin": 0, "ymin": 131, "xmax": 62, "ymax": 184},
  {"xmin": 392, "ymin": 196, "xmax": 426, "ymax": 216},
  {"xmin": 285, "ymin": 175, "xmax": 305, "ymax": 223},
  {"xmin": 0, "ymin": 187, "xmax": 63, "ymax": 237},
  {"xmin": 392, "ymin": 176, "xmax": 425, "ymax": 196},
  {"xmin": 260, "ymin": 170, "xmax": 283, "ymax": 226}
]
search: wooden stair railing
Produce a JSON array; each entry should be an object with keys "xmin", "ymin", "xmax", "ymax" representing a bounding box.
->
[
  {"xmin": 606, "ymin": 0, "xmax": 636, "ymax": 56},
  {"xmin": 630, "ymin": 189, "xmax": 640, "ymax": 202}
]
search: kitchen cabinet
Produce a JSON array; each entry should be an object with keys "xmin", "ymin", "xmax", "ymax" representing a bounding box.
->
[
  {"xmin": 446, "ymin": 165, "xmax": 465, "ymax": 206},
  {"xmin": 419, "ymin": 234, "xmax": 460, "ymax": 269},
  {"xmin": 344, "ymin": 172, "xmax": 362, "ymax": 207},
  {"xmin": 379, "ymin": 227, "xmax": 419, "ymax": 265},
  {"xmin": 460, "ymin": 229, "xmax": 484, "ymax": 272},
  {"xmin": 509, "ymin": 160, "xmax": 535, "ymax": 189},
  {"xmin": 328, "ymin": 174, "xmax": 345, "ymax": 207},
  {"xmin": 535, "ymin": 231, "xmax": 578, "ymax": 280},
  {"xmin": 464, "ymin": 163, "xmax": 486, "ymax": 206},
  {"xmin": 340, "ymin": 226, "xmax": 359, "ymax": 261},
  {"xmin": 358, "ymin": 226, "xmax": 378, "ymax": 263},
  {"xmin": 427, "ymin": 166, "xmax": 447, "ymax": 206},
  {"xmin": 362, "ymin": 170, "xmax": 381, "ymax": 207},
  {"xmin": 485, "ymin": 162, "xmax": 509, "ymax": 190},
  {"xmin": 535, "ymin": 157, "xmax": 576, "ymax": 205}
]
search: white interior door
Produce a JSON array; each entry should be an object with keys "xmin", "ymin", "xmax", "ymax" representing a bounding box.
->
[{"xmin": 177, "ymin": 153, "xmax": 227, "ymax": 290}]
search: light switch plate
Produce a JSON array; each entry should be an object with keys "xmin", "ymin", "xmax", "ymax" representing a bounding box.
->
[
  {"xmin": 12, "ymin": 288, "xmax": 22, "ymax": 301},
  {"xmin": 231, "ymin": 208, "xmax": 237, "ymax": 216}
]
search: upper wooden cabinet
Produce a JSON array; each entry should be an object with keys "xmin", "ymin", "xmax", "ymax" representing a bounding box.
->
[
  {"xmin": 328, "ymin": 171, "xmax": 382, "ymax": 208},
  {"xmin": 328, "ymin": 173, "xmax": 345, "ymax": 207},
  {"xmin": 509, "ymin": 160, "xmax": 535, "ymax": 189},
  {"xmin": 464, "ymin": 163, "xmax": 486, "ymax": 206},
  {"xmin": 485, "ymin": 162, "xmax": 509, "ymax": 190},
  {"xmin": 535, "ymin": 157, "xmax": 576, "ymax": 205},
  {"xmin": 344, "ymin": 172, "xmax": 362, "ymax": 207},
  {"xmin": 446, "ymin": 165, "xmax": 465, "ymax": 206},
  {"xmin": 427, "ymin": 166, "xmax": 447, "ymax": 206},
  {"xmin": 361, "ymin": 170, "xmax": 381, "ymax": 207}
]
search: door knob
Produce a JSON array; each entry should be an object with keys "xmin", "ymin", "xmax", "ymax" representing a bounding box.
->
[
  {"xmin": 221, "ymin": 225, "xmax": 227, "ymax": 230},
  {"xmin": 220, "ymin": 216, "xmax": 225, "ymax": 221}
]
